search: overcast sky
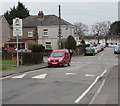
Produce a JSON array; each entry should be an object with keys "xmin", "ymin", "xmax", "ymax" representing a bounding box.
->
[{"xmin": 0, "ymin": 0, "xmax": 119, "ymax": 26}]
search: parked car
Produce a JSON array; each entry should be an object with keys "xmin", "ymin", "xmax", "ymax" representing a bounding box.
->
[
  {"xmin": 109, "ymin": 43, "xmax": 117, "ymax": 48},
  {"xmin": 97, "ymin": 45, "xmax": 104, "ymax": 52},
  {"xmin": 14, "ymin": 49, "xmax": 32, "ymax": 53},
  {"xmin": 48, "ymin": 49, "xmax": 70, "ymax": 67},
  {"xmin": 18, "ymin": 49, "xmax": 32, "ymax": 53},
  {"xmin": 84, "ymin": 47, "xmax": 95, "ymax": 56},
  {"xmin": 114, "ymin": 46, "xmax": 120, "ymax": 54},
  {"xmin": 12, "ymin": 49, "xmax": 31, "ymax": 60},
  {"xmin": 92, "ymin": 46, "xmax": 98, "ymax": 54}
]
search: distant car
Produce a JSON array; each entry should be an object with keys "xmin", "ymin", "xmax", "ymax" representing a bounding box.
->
[
  {"xmin": 109, "ymin": 43, "xmax": 117, "ymax": 48},
  {"xmin": 114, "ymin": 46, "xmax": 120, "ymax": 54},
  {"xmin": 84, "ymin": 47, "xmax": 95, "ymax": 56},
  {"xmin": 97, "ymin": 45, "xmax": 104, "ymax": 52},
  {"xmin": 15, "ymin": 49, "xmax": 32, "ymax": 53},
  {"xmin": 12, "ymin": 49, "xmax": 31, "ymax": 60},
  {"xmin": 117, "ymin": 43, "xmax": 120, "ymax": 47},
  {"xmin": 92, "ymin": 46, "xmax": 98, "ymax": 54},
  {"xmin": 48, "ymin": 49, "xmax": 70, "ymax": 67}
]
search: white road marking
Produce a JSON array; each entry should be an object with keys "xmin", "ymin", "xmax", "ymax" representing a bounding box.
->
[
  {"xmin": 74, "ymin": 70, "xmax": 107, "ymax": 103},
  {"xmin": 12, "ymin": 73, "xmax": 26, "ymax": 78},
  {"xmin": 32, "ymin": 73, "xmax": 47, "ymax": 79},
  {"xmin": 0, "ymin": 75, "xmax": 14, "ymax": 80},
  {"xmin": 0, "ymin": 69, "xmax": 44, "ymax": 80},
  {"xmin": 98, "ymin": 54, "xmax": 103, "ymax": 60},
  {"xmin": 65, "ymin": 73, "xmax": 76, "ymax": 75},
  {"xmin": 89, "ymin": 76, "xmax": 107, "ymax": 104},
  {"xmin": 85, "ymin": 74, "xmax": 95, "ymax": 77}
]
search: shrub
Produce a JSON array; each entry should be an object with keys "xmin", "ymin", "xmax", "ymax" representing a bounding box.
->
[{"xmin": 31, "ymin": 44, "xmax": 45, "ymax": 53}]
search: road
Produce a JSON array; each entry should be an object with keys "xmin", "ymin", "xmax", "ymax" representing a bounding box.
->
[{"xmin": 2, "ymin": 48, "xmax": 118, "ymax": 104}]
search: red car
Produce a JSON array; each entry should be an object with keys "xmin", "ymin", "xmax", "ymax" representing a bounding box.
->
[{"xmin": 48, "ymin": 49, "xmax": 70, "ymax": 67}]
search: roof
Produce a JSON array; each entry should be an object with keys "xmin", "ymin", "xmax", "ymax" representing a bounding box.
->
[{"xmin": 23, "ymin": 15, "xmax": 73, "ymax": 27}]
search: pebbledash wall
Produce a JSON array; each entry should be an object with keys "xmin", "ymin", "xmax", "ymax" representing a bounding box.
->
[{"xmin": 37, "ymin": 25, "xmax": 74, "ymax": 50}]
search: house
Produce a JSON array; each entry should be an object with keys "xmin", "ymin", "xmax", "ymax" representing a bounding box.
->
[
  {"xmin": 0, "ymin": 16, "xmax": 10, "ymax": 48},
  {"xmin": 24, "ymin": 11, "xmax": 74, "ymax": 50}
]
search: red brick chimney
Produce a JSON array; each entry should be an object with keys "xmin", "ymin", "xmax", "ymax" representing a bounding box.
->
[{"xmin": 38, "ymin": 11, "xmax": 44, "ymax": 18}]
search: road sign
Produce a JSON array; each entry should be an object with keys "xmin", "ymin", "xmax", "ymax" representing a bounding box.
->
[
  {"xmin": 13, "ymin": 18, "xmax": 22, "ymax": 28},
  {"xmin": 13, "ymin": 18, "xmax": 22, "ymax": 36}
]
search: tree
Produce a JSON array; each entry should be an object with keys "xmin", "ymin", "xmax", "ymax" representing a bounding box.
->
[
  {"xmin": 109, "ymin": 21, "xmax": 120, "ymax": 35},
  {"xmin": 4, "ymin": 2, "xmax": 30, "ymax": 25},
  {"xmin": 74, "ymin": 22, "xmax": 88, "ymax": 39},
  {"xmin": 65, "ymin": 35, "xmax": 76, "ymax": 49},
  {"xmin": 91, "ymin": 21, "xmax": 111, "ymax": 44}
]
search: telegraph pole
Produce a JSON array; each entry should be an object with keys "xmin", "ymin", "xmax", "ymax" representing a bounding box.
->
[{"xmin": 58, "ymin": 5, "xmax": 61, "ymax": 49}]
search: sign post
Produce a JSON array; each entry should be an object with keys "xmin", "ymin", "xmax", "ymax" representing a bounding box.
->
[{"xmin": 13, "ymin": 18, "xmax": 22, "ymax": 67}]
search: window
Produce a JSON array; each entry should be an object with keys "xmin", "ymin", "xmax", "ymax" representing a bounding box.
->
[
  {"xmin": 28, "ymin": 30, "xmax": 33, "ymax": 37},
  {"xmin": 45, "ymin": 42, "xmax": 52, "ymax": 49},
  {"xmin": 43, "ymin": 29, "xmax": 48, "ymax": 37}
]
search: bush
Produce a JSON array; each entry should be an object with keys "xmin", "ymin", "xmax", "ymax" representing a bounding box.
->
[
  {"xmin": 65, "ymin": 35, "xmax": 77, "ymax": 49},
  {"xmin": 31, "ymin": 44, "xmax": 45, "ymax": 53}
]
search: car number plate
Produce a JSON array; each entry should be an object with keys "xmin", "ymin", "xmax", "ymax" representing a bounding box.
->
[{"xmin": 52, "ymin": 63, "xmax": 57, "ymax": 64}]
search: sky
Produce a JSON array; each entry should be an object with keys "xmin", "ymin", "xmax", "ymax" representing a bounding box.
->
[{"xmin": 0, "ymin": 0, "xmax": 119, "ymax": 26}]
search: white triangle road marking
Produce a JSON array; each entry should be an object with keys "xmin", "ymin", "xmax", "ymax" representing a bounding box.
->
[
  {"xmin": 32, "ymin": 73, "xmax": 47, "ymax": 79},
  {"xmin": 12, "ymin": 73, "xmax": 26, "ymax": 78}
]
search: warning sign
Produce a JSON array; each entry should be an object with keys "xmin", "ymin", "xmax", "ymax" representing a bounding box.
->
[{"xmin": 13, "ymin": 18, "xmax": 22, "ymax": 36}]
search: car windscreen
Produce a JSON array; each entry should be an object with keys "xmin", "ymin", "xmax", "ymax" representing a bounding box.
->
[{"xmin": 51, "ymin": 52, "xmax": 64, "ymax": 57}]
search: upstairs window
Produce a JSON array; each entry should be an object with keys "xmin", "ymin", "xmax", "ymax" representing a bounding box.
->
[
  {"xmin": 28, "ymin": 30, "xmax": 33, "ymax": 37},
  {"xmin": 43, "ymin": 29, "xmax": 48, "ymax": 37}
]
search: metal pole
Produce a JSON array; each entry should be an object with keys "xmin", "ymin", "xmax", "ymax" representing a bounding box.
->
[
  {"xmin": 58, "ymin": 5, "xmax": 61, "ymax": 49},
  {"xmin": 17, "ymin": 35, "xmax": 19, "ymax": 67}
]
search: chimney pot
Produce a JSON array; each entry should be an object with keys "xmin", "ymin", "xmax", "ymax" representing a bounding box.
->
[{"xmin": 38, "ymin": 11, "xmax": 44, "ymax": 18}]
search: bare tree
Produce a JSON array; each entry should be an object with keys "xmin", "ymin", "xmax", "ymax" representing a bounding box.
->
[
  {"xmin": 91, "ymin": 21, "xmax": 111, "ymax": 44},
  {"xmin": 74, "ymin": 22, "xmax": 88, "ymax": 39}
]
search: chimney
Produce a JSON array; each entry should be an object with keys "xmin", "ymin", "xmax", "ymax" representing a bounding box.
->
[{"xmin": 38, "ymin": 11, "xmax": 44, "ymax": 18}]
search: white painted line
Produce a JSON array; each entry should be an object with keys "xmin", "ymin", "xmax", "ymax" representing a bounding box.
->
[
  {"xmin": 85, "ymin": 74, "xmax": 95, "ymax": 77},
  {"xmin": 74, "ymin": 70, "xmax": 107, "ymax": 103},
  {"xmin": 74, "ymin": 76, "xmax": 100, "ymax": 103},
  {"xmin": 32, "ymin": 73, "xmax": 47, "ymax": 79},
  {"xmin": 99, "ymin": 70, "xmax": 107, "ymax": 77},
  {"xmin": 0, "ymin": 75, "xmax": 14, "ymax": 80},
  {"xmin": 98, "ymin": 54, "xmax": 103, "ymax": 60},
  {"xmin": 89, "ymin": 77, "xmax": 107, "ymax": 104},
  {"xmin": 12, "ymin": 73, "xmax": 26, "ymax": 78},
  {"xmin": 65, "ymin": 73, "xmax": 76, "ymax": 75}
]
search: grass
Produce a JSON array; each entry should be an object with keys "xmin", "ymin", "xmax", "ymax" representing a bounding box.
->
[{"xmin": 1, "ymin": 59, "xmax": 18, "ymax": 71}]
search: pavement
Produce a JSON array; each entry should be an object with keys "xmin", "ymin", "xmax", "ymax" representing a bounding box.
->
[{"xmin": 1, "ymin": 62, "xmax": 48, "ymax": 78}]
